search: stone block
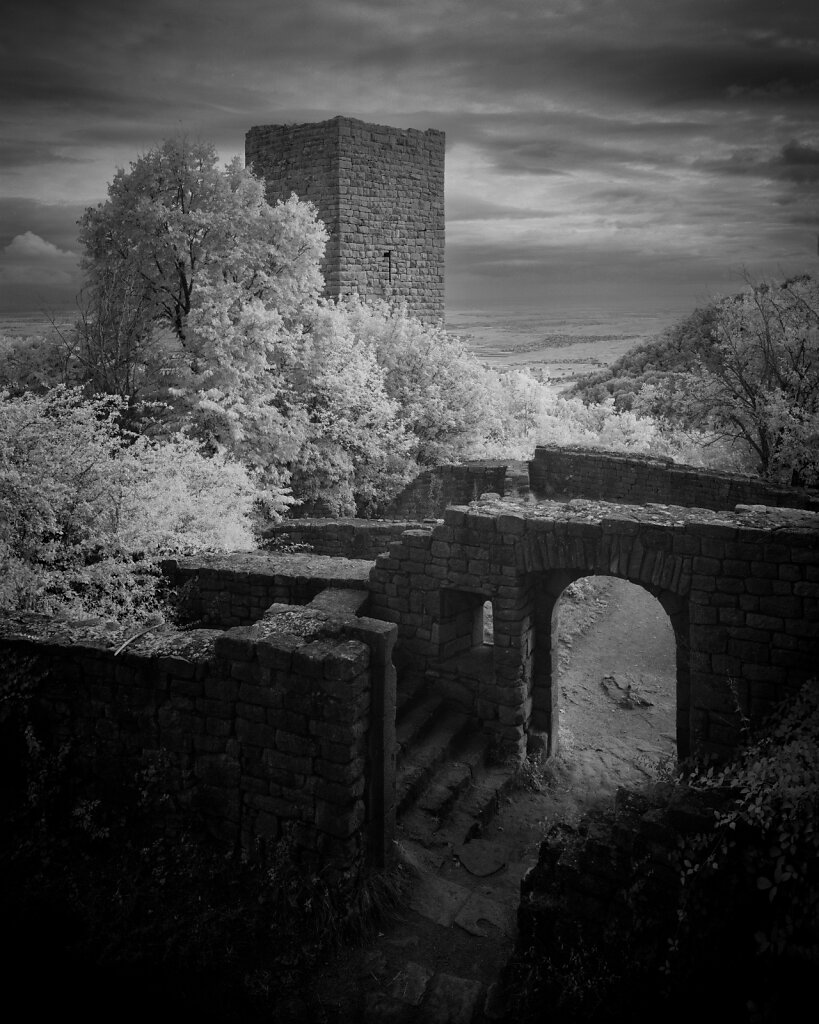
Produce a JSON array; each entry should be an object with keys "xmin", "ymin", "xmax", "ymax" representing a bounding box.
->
[
  {"xmin": 743, "ymin": 663, "xmax": 785, "ymax": 683},
  {"xmin": 237, "ymin": 681, "xmax": 282, "ymax": 709},
  {"xmin": 157, "ymin": 655, "xmax": 196, "ymax": 680},
  {"xmin": 205, "ymin": 716, "xmax": 232, "ymax": 738},
  {"xmin": 204, "ymin": 676, "xmax": 239, "ymax": 702},
  {"xmin": 236, "ymin": 719, "xmax": 276, "ymax": 748},
  {"xmin": 262, "ymin": 747, "xmax": 313, "ymax": 775},
  {"xmin": 716, "ymin": 577, "xmax": 746, "ymax": 595},
  {"xmin": 230, "ymin": 660, "xmax": 259, "ymax": 683},
  {"xmin": 759, "ymin": 595, "xmax": 801, "ymax": 618},
  {"xmin": 276, "ymin": 728, "xmax": 318, "ymax": 756},
  {"xmin": 320, "ymin": 693, "xmax": 371, "ymax": 724},
  {"xmin": 318, "ymin": 738, "xmax": 361, "ymax": 764},
  {"xmin": 745, "ymin": 613, "xmax": 783, "ymax": 631},
  {"xmin": 214, "ymin": 629, "xmax": 257, "ymax": 662},
  {"xmin": 235, "ymin": 701, "xmax": 265, "ymax": 723}
]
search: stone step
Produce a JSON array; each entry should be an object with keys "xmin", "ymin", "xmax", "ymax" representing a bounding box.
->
[
  {"xmin": 399, "ymin": 737, "xmax": 519, "ymax": 849},
  {"xmin": 395, "ymin": 692, "xmax": 447, "ymax": 766},
  {"xmin": 413, "ymin": 732, "xmax": 489, "ymax": 820},
  {"xmin": 395, "ymin": 709, "xmax": 474, "ymax": 816},
  {"xmin": 396, "ymin": 672, "xmax": 431, "ymax": 715},
  {"xmin": 445, "ymin": 761, "xmax": 519, "ymax": 845}
]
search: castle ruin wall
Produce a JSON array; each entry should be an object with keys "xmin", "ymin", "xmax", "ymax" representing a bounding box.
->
[
  {"xmin": 368, "ymin": 498, "xmax": 819, "ymax": 762},
  {"xmin": 1, "ymin": 589, "xmax": 397, "ymax": 876},
  {"xmin": 531, "ymin": 444, "xmax": 819, "ymax": 513}
]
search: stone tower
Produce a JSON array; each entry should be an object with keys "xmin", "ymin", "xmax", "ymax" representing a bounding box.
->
[{"xmin": 245, "ymin": 116, "xmax": 445, "ymax": 322}]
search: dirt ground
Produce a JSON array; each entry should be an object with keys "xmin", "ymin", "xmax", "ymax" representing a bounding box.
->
[
  {"xmin": 303, "ymin": 578, "xmax": 677, "ymax": 1022},
  {"xmin": 551, "ymin": 575, "xmax": 677, "ymax": 809}
]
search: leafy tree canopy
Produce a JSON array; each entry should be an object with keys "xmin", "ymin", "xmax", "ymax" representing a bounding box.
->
[
  {"xmin": 573, "ymin": 274, "xmax": 819, "ymax": 486},
  {"xmin": 0, "ymin": 386, "xmax": 263, "ymax": 620},
  {"xmin": 79, "ymin": 138, "xmax": 326, "ymax": 342}
]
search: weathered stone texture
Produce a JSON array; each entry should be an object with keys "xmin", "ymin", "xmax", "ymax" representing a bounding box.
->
[
  {"xmin": 0, "ymin": 583, "xmax": 397, "ymax": 877},
  {"xmin": 163, "ymin": 551, "xmax": 373, "ymax": 627},
  {"xmin": 530, "ymin": 444, "xmax": 819, "ymax": 512},
  {"xmin": 368, "ymin": 497, "xmax": 819, "ymax": 761},
  {"xmin": 246, "ymin": 116, "xmax": 445, "ymax": 322},
  {"xmin": 262, "ymin": 518, "xmax": 426, "ymax": 559},
  {"xmin": 264, "ymin": 460, "xmax": 524, "ymax": 524},
  {"xmin": 384, "ymin": 462, "xmax": 511, "ymax": 519}
]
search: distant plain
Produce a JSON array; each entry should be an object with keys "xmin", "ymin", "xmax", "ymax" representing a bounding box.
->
[
  {"xmin": 2, "ymin": 305, "xmax": 683, "ymax": 389},
  {"xmin": 447, "ymin": 307, "xmax": 680, "ymax": 386}
]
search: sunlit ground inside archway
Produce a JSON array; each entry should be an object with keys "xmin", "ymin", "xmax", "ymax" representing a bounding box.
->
[{"xmin": 552, "ymin": 575, "xmax": 677, "ymax": 806}]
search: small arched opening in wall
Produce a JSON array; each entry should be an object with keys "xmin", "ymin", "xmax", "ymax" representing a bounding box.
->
[
  {"xmin": 434, "ymin": 589, "xmax": 496, "ymax": 710},
  {"xmin": 529, "ymin": 570, "xmax": 690, "ymax": 777}
]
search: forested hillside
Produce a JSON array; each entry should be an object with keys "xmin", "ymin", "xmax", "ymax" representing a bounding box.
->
[
  {"xmin": 572, "ymin": 275, "xmax": 819, "ymax": 487},
  {"xmin": 571, "ymin": 305, "xmax": 719, "ymax": 410}
]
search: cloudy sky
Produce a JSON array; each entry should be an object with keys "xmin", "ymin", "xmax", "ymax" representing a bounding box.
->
[{"xmin": 2, "ymin": 0, "xmax": 818, "ymax": 320}]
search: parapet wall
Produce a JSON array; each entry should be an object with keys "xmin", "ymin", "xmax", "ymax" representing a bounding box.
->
[
  {"xmin": 262, "ymin": 519, "xmax": 426, "ymax": 560},
  {"xmin": 163, "ymin": 551, "xmax": 374, "ymax": 627},
  {"xmin": 383, "ymin": 461, "xmax": 512, "ymax": 519},
  {"xmin": 1, "ymin": 586, "xmax": 397, "ymax": 876},
  {"xmin": 530, "ymin": 444, "xmax": 819, "ymax": 512}
]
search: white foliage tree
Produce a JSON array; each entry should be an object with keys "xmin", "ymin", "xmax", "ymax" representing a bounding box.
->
[{"xmin": 0, "ymin": 387, "xmax": 263, "ymax": 619}]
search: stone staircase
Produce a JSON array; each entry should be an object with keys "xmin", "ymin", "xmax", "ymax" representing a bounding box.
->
[
  {"xmin": 307, "ymin": 685, "xmax": 534, "ymax": 1023},
  {"xmin": 394, "ymin": 686, "xmax": 519, "ymax": 851}
]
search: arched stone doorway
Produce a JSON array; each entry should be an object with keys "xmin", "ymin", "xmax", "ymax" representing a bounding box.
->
[
  {"xmin": 527, "ymin": 568, "xmax": 690, "ymax": 761},
  {"xmin": 545, "ymin": 576, "xmax": 680, "ymax": 786},
  {"xmin": 369, "ymin": 498, "xmax": 817, "ymax": 766}
]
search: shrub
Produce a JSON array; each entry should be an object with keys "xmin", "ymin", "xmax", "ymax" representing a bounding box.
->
[{"xmin": 0, "ymin": 386, "xmax": 265, "ymax": 621}]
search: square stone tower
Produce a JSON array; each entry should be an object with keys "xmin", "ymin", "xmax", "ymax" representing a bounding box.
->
[{"xmin": 245, "ymin": 116, "xmax": 445, "ymax": 323}]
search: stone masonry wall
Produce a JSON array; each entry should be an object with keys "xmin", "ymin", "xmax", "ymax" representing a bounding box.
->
[
  {"xmin": 163, "ymin": 551, "xmax": 374, "ymax": 627},
  {"xmin": 383, "ymin": 462, "xmax": 510, "ymax": 519},
  {"xmin": 246, "ymin": 116, "xmax": 445, "ymax": 322},
  {"xmin": 262, "ymin": 519, "xmax": 427, "ymax": 560},
  {"xmin": 368, "ymin": 497, "xmax": 819, "ymax": 762},
  {"xmin": 530, "ymin": 444, "xmax": 819, "ymax": 512},
  {"xmin": 288, "ymin": 460, "xmax": 520, "ymax": 520},
  {"xmin": 0, "ymin": 592, "xmax": 397, "ymax": 876}
]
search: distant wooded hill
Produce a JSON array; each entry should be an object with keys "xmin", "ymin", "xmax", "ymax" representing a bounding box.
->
[{"xmin": 569, "ymin": 305, "xmax": 719, "ymax": 412}]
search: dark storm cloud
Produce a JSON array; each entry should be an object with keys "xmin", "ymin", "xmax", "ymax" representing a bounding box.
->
[
  {"xmin": 692, "ymin": 139, "xmax": 819, "ymax": 190},
  {"xmin": 0, "ymin": 141, "xmax": 87, "ymax": 170},
  {"xmin": 2, "ymin": 0, "xmax": 818, "ymax": 313},
  {"xmin": 446, "ymin": 195, "xmax": 558, "ymax": 223},
  {"xmin": 781, "ymin": 141, "xmax": 819, "ymax": 183},
  {"xmin": 3, "ymin": 1, "xmax": 812, "ymax": 129},
  {"xmin": 443, "ymin": 107, "xmax": 725, "ymax": 186},
  {"xmin": 366, "ymin": 0, "xmax": 819, "ymax": 110}
]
